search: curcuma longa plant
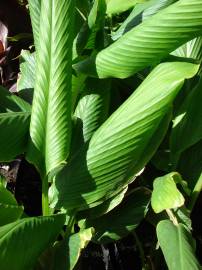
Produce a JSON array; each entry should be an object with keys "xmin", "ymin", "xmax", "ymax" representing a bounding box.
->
[{"xmin": 0, "ymin": 0, "xmax": 202, "ymax": 269}]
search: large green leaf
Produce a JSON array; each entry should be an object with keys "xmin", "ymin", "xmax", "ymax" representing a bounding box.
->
[
  {"xmin": 0, "ymin": 183, "xmax": 23, "ymax": 226},
  {"xmin": 0, "ymin": 215, "xmax": 65, "ymax": 270},
  {"xmin": 157, "ymin": 220, "xmax": 201, "ymax": 270},
  {"xmin": 75, "ymin": 0, "xmax": 202, "ymax": 78},
  {"xmin": 86, "ymin": 188, "xmax": 150, "ymax": 244},
  {"xmin": 27, "ymin": 0, "xmax": 75, "ymax": 175},
  {"xmin": 0, "ymin": 112, "xmax": 30, "ymax": 162},
  {"xmin": 106, "ymin": 0, "xmax": 147, "ymax": 15},
  {"xmin": 151, "ymin": 173, "xmax": 185, "ymax": 214},
  {"xmin": 50, "ymin": 62, "xmax": 198, "ymax": 211},
  {"xmin": 171, "ymin": 78, "xmax": 202, "ymax": 155}
]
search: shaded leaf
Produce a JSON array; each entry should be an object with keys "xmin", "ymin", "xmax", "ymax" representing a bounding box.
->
[
  {"xmin": 171, "ymin": 78, "xmax": 202, "ymax": 155},
  {"xmin": 86, "ymin": 188, "xmax": 150, "ymax": 244},
  {"xmin": 74, "ymin": 78, "xmax": 110, "ymax": 142}
]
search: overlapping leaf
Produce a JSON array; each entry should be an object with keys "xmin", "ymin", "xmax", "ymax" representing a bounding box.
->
[
  {"xmin": 76, "ymin": 0, "xmax": 202, "ymax": 78},
  {"xmin": 86, "ymin": 188, "xmax": 150, "ymax": 244},
  {"xmin": 157, "ymin": 220, "xmax": 201, "ymax": 270},
  {"xmin": 50, "ymin": 62, "xmax": 198, "ymax": 211},
  {"xmin": 27, "ymin": 0, "xmax": 75, "ymax": 175},
  {"xmin": 0, "ymin": 215, "xmax": 65, "ymax": 270}
]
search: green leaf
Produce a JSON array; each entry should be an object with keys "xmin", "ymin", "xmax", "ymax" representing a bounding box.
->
[
  {"xmin": 75, "ymin": 0, "xmax": 202, "ymax": 78},
  {"xmin": 157, "ymin": 220, "xmax": 201, "ymax": 270},
  {"xmin": 0, "ymin": 112, "xmax": 30, "ymax": 162},
  {"xmin": 27, "ymin": 0, "xmax": 75, "ymax": 175},
  {"xmin": 86, "ymin": 188, "xmax": 150, "ymax": 244},
  {"xmin": 17, "ymin": 50, "xmax": 36, "ymax": 103},
  {"xmin": 106, "ymin": 0, "xmax": 147, "ymax": 15},
  {"xmin": 0, "ymin": 183, "xmax": 23, "ymax": 226},
  {"xmin": 74, "ymin": 78, "xmax": 110, "ymax": 142},
  {"xmin": 0, "ymin": 215, "xmax": 65, "ymax": 270},
  {"xmin": 151, "ymin": 172, "xmax": 185, "ymax": 213},
  {"xmin": 171, "ymin": 78, "xmax": 202, "ymax": 155},
  {"xmin": 50, "ymin": 62, "xmax": 198, "ymax": 211},
  {"xmin": 0, "ymin": 85, "xmax": 31, "ymax": 112}
]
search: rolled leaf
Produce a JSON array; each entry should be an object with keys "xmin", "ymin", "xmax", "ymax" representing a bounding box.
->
[{"xmin": 27, "ymin": 0, "xmax": 75, "ymax": 175}]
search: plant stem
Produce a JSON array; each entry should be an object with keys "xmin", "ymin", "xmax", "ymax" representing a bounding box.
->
[
  {"xmin": 166, "ymin": 209, "xmax": 178, "ymax": 226},
  {"xmin": 188, "ymin": 173, "xmax": 202, "ymax": 212},
  {"xmin": 42, "ymin": 175, "xmax": 50, "ymax": 216}
]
